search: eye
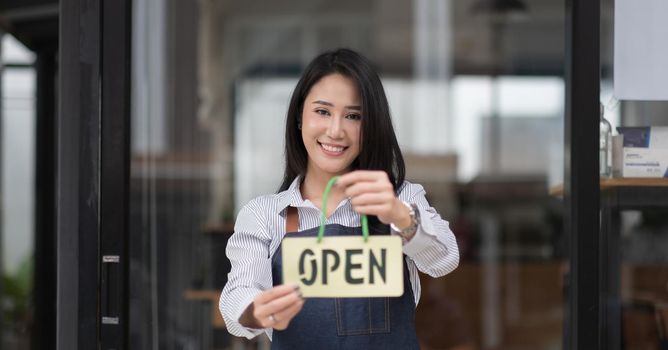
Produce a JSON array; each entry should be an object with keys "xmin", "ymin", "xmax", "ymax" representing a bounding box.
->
[
  {"xmin": 346, "ymin": 113, "xmax": 362, "ymax": 121},
  {"xmin": 315, "ymin": 109, "xmax": 330, "ymax": 116}
]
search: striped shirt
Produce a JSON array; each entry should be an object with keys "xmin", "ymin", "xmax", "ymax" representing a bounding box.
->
[{"xmin": 219, "ymin": 176, "xmax": 460, "ymax": 340}]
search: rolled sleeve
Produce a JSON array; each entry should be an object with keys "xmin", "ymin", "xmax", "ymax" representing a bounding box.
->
[
  {"xmin": 398, "ymin": 183, "xmax": 460, "ymax": 277},
  {"xmin": 219, "ymin": 201, "xmax": 274, "ymax": 339}
]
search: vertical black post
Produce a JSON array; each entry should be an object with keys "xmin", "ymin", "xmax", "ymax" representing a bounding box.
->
[
  {"xmin": 564, "ymin": 0, "xmax": 601, "ymax": 349},
  {"xmin": 34, "ymin": 49, "xmax": 57, "ymax": 350},
  {"xmin": 57, "ymin": 0, "xmax": 100, "ymax": 348},
  {"xmin": 59, "ymin": 0, "xmax": 132, "ymax": 349},
  {"xmin": 99, "ymin": 0, "xmax": 131, "ymax": 349},
  {"xmin": 0, "ymin": 30, "xmax": 4, "ymax": 339}
]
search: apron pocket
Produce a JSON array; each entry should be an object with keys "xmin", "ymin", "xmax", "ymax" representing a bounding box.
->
[{"xmin": 335, "ymin": 297, "xmax": 390, "ymax": 336}]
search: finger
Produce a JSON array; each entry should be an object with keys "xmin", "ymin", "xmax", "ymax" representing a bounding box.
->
[
  {"xmin": 350, "ymin": 193, "xmax": 394, "ymax": 207},
  {"xmin": 258, "ymin": 314, "xmax": 276, "ymax": 329},
  {"xmin": 345, "ymin": 181, "xmax": 393, "ymax": 198},
  {"xmin": 254, "ymin": 284, "xmax": 299, "ymax": 304},
  {"xmin": 255, "ymin": 290, "xmax": 302, "ymax": 318},
  {"xmin": 254, "ymin": 291, "xmax": 301, "ymax": 328},
  {"xmin": 272, "ymin": 298, "xmax": 305, "ymax": 330},
  {"xmin": 352, "ymin": 204, "xmax": 392, "ymax": 216},
  {"xmin": 337, "ymin": 170, "xmax": 387, "ymax": 187}
]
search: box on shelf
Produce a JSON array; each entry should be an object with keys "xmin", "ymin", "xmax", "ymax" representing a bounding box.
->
[
  {"xmin": 622, "ymin": 147, "xmax": 668, "ymax": 177},
  {"xmin": 617, "ymin": 127, "xmax": 668, "ymax": 178}
]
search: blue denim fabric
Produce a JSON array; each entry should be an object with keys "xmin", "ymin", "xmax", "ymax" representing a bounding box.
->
[{"xmin": 271, "ymin": 223, "xmax": 419, "ymax": 350}]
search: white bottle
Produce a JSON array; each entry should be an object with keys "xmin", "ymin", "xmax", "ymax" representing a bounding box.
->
[{"xmin": 599, "ymin": 103, "xmax": 612, "ymax": 177}]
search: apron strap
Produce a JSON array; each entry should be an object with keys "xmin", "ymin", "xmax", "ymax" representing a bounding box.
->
[{"xmin": 285, "ymin": 206, "xmax": 299, "ymax": 233}]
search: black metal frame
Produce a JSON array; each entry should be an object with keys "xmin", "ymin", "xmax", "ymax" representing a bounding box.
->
[
  {"xmin": 34, "ymin": 47, "xmax": 58, "ymax": 350},
  {"xmin": 564, "ymin": 0, "xmax": 601, "ymax": 348},
  {"xmin": 57, "ymin": 0, "xmax": 130, "ymax": 348},
  {"xmin": 57, "ymin": 1, "xmax": 100, "ymax": 347},
  {"xmin": 99, "ymin": 0, "xmax": 131, "ymax": 348},
  {"xmin": 0, "ymin": 30, "xmax": 4, "ymax": 341}
]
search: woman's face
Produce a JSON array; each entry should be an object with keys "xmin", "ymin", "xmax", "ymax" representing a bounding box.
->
[{"xmin": 301, "ymin": 73, "xmax": 362, "ymax": 179}]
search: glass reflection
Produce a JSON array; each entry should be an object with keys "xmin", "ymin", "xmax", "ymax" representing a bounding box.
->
[
  {"xmin": 130, "ymin": 0, "xmax": 568, "ymax": 348},
  {"xmin": 600, "ymin": 1, "xmax": 668, "ymax": 349}
]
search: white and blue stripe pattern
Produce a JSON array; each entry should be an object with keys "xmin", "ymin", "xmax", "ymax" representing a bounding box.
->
[{"xmin": 219, "ymin": 176, "xmax": 460, "ymax": 340}]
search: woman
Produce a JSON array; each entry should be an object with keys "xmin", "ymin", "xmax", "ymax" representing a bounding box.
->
[{"xmin": 219, "ymin": 48, "xmax": 459, "ymax": 349}]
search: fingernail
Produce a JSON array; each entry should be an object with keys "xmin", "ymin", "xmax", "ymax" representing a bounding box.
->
[{"xmin": 292, "ymin": 284, "xmax": 300, "ymax": 291}]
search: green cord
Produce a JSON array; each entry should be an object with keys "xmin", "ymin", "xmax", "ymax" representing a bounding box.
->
[{"xmin": 318, "ymin": 176, "xmax": 369, "ymax": 243}]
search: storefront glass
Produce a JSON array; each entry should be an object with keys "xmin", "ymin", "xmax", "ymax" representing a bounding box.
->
[
  {"xmin": 129, "ymin": 1, "xmax": 569, "ymax": 348},
  {"xmin": 600, "ymin": 0, "xmax": 668, "ymax": 348}
]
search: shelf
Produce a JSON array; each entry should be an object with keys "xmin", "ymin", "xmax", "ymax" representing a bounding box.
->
[
  {"xmin": 201, "ymin": 224, "xmax": 235, "ymax": 235},
  {"xmin": 549, "ymin": 178, "xmax": 668, "ymax": 196},
  {"xmin": 183, "ymin": 289, "xmax": 226, "ymax": 329}
]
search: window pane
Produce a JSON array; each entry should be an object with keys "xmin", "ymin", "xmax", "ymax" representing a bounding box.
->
[
  {"xmin": 1, "ymin": 33, "xmax": 36, "ymax": 350},
  {"xmin": 601, "ymin": 0, "xmax": 668, "ymax": 349},
  {"xmin": 130, "ymin": 1, "xmax": 567, "ymax": 348}
]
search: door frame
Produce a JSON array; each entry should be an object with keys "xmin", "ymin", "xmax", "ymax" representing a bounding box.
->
[
  {"xmin": 564, "ymin": 0, "xmax": 602, "ymax": 348},
  {"xmin": 57, "ymin": 0, "xmax": 131, "ymax": 348}
]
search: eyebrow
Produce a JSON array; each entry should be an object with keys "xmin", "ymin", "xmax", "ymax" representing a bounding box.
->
[{"xmin": 312, "ymin": 100, "xmax": 361, "ymax": 111}]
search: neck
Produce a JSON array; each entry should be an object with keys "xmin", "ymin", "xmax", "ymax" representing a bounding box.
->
[{"xmin": 301, "ymin": 167, "xmax": 347, "ymax": 214}]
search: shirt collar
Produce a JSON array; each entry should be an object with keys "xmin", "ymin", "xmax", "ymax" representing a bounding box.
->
[
  {"xmin": 277, "ymin": 175, "xmax": 355, "ymax": 217},
  {"xmin": 276, "ymin": 175, "xmax": 311, "ymax": 214}
]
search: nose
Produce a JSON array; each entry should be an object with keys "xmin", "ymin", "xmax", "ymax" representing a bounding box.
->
[{"xmin": 326, "ymin": 115, "xmax": 344, "ymax": 139}]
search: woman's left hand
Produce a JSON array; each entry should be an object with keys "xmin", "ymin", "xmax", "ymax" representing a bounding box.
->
[{"xmin": 336, "ymin": 170, "xmax": 411, "ymax": 228}]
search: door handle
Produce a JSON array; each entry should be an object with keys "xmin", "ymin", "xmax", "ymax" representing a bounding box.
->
[{"xmin": 101, "ymin": 255, "xmax": 120, "ymax": 325}]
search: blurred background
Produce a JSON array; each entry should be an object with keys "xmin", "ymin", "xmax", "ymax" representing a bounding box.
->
[{"xmin": 2, "ymin": 0, "xmax": 668, "ymax": 349}]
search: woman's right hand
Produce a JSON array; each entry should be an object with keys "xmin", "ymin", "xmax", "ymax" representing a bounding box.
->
[{"xmin": 239, "ymin": 284, "xmax": 304, "ymax": 330}]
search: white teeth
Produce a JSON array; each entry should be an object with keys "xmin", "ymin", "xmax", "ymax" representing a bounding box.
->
[{"xmin": 321, "ymin": 143, "xmax": 345, "ymax": 152}]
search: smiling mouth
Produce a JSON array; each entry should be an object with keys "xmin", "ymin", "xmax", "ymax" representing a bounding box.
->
[{"xmin": 318, "ymin": 142, "xmax": 348, "ymax": 155}]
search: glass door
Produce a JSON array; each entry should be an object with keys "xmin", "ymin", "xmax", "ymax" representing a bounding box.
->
[{"xmin": 128, "ymin": 0, "xmax": 571, "ymax": 349}]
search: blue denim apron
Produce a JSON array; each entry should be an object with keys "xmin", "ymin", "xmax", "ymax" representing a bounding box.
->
[{"xmin": 270, "ymin": 207, "xmax": 419, "ymax": 350}]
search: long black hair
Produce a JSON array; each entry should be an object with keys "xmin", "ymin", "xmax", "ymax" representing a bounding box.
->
[{"xmin": 278, "ymin": 48, "xmax": 405, "ymax": 193}]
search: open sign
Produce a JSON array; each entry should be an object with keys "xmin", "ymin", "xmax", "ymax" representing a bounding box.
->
[{"xmin": 281, "ymin": 236, "xmax": 404, "ymax": 297}]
